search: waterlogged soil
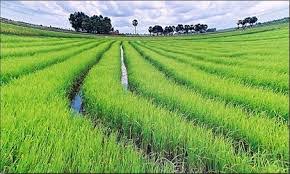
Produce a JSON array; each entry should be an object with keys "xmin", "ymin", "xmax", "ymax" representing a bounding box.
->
[
  {"xmin": 71, "ymin": 91, "xmax": 83, "ymax": 113},
  {"xmin": 120, "ymin": 45, "xmax": 128, "ymax": 89},
  {"xmin": 68, "ymin": 42, "xmax": 113, "ymax": 114}
]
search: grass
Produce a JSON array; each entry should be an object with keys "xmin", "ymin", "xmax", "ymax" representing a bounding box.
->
[{"xmin": 0, "ymin": 20, "xmax": 288, "ymax": 173}]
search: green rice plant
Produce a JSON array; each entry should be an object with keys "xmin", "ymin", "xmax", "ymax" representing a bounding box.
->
[
  {"xmin": 0, "ymin": 34, "xmax": 67, "ymax": 42},
  {"xmin": 1, "ymin": 37, "xmax": 86, "ymax": 48},
  {"xmin": 144, "ymin": 38, "xmax": 289, "ymax": 66},
  {"xmin": 0, "ymin": 18, "xmax": 288, "ymax": 173},
  {"xmin": 0, "ymin": 22, "xmax": 97, "ymax": 38},
  {"xmin": 0, "ymin": 40, "xmax": 167, "ymax": 173},
  {"xmin": 139, "ymin": 43, "xmax": 288, "ymax": 94},
  {"xmin": 143, "ymin": 39, "xmax": 288, "ymax": 74},
  {"xmin": 131, "ymin": 42, "xmax": 288, "ymax": 121},
  {"xmin": 82, "ymin": 42, "xmax": 285, "ymax": 173},
  {"xmin": 1, "ymin": 39, "xmax": 95, "ymax": 59},
  {"xmin": 123, "ymin": 42, "xmax": 289, "ymax": 166},
  {"xmin": 0, "ymin": 40, "xmax": 106, "ymax": 85}
]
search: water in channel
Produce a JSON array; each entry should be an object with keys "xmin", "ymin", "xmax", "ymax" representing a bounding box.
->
[{"xmin": 120, "ymin": 45, "xmax": 128, "ymax": 89}]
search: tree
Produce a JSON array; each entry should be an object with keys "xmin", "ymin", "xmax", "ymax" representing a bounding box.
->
[
  {"xmin": 237, "ymin": 20, "xmax": 243, "ymax": 29},
  {"xmin": 69, "ymin": 12, "xmax": 88, "ymax": 32},
  {"xmin": 171, "ymin": 26, "xmax": 176, "ymax": 33},
  {"xmin": 168, "ymin": 26, "xmax": 174, "ymax": 35},
  {"xmin": 244, "ymin": 17, "xmax": 252, "ymax": 27},
  {"xmin": 184, "ymin": 25, "xmax": 190, "ymax": 34},
  {"xmin": 152, "ymin": 25, "xmax": 163, "ymax": 36},
  {"xmin": 200, "ymin": 24, "xmax": 208, "ymax": 33},
  {"xmin": 90, "ymin": 15, "xmax": 101, "ymax": 33},
  {"xmin": 82, "ymin": 16, "xmax": 93, "ymax": 33},
  {"xmin": 101, "ymin": 16, "xmax": 112, "ymax": 34},
  {"xmin": 190, "ymin": 24, "xmax": 195, "ymax": 33},
  {"xmin": 132, "ymin": 19, "xmax": 138, "ymax": 34},
  {"xmin": 249, "ymin": 16, "xmax": 258, "ymax": 26},
  {"xmin": 237, "ymin": 16, "xmax": 258, "ymax": 29},
  {"xmin": 194, "ymin": 23, "xmax": 201, "ymax": 33},
  {"xmin": 69, "ymin": 12, "xmax": 113, "ymax": 34},
  {"xmin": 148, "ymin": 26, "xmax": 153, "ymax": 35},
  {"xmin": 176, "ymin": 24, "xmax": 184, "ymax": 34},
  {"xmin": 163, "ymin": 26, "xmax": 169, "ymax": 35}
]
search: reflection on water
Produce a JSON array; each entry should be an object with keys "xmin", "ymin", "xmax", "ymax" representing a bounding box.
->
[
  {"xmin": 120, "ymin": 45, "xmax": 128, "ymax": 89},
  {"xmin": 71, "ymin": 91, "xmax": 82, "ymax": 113}
]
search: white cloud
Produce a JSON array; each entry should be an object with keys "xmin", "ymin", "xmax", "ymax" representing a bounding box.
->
[{"xmin": 1, "ymin": 1, "xmax": 288, "ymax": 33}]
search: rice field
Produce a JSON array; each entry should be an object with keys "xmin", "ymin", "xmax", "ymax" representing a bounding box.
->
[{"xmin": 0, "ymin": 22, "xmax": 289, "ymax": 173}]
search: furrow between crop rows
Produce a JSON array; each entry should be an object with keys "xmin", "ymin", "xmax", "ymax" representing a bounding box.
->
[
  {"xmin": 0, "ymin": 40, "xmax": 105, "ymax": 85},
  {"xmin": 123, "ymin": 42, "xmax": 289, "ymax": 167},
  {"xmin": 80, "ymin": 42, "xmax": 286, "ymax": 173},
  {"xmin": 139, "ymin": 42, "xmax": 288, "ymax": 95},
  {"xmin": 130, "ymin": 42, "xmax": 288, "ymax": 122},
  {"xmin": 143, "ymin": 41, "xmax": 288, "ymax": 74},
  {"xmin": 1, "ymin": 39, "xmax": 94, "ymax": 59},
  {"xmin": 1, "ymin": 40, "xmax": 168, "ymax": 173},
  {"xmin": 1, "ymin": 37, "xmax": 85, "ymax": 48}
]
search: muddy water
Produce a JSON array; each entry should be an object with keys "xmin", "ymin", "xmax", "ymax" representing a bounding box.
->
[
  {"xmin": 71, "ymin": 91, "xmax": 83, "ymax": 113},
  {"xmin": 120, "ymin": 45, "xmax": 128, "ymax": 89}
]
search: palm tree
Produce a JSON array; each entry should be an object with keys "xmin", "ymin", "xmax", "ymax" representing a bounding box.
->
[
  {"xmin": 132, "ymin": 19, "xmax": 138, "ymax": 34},
  {"xmin": 148, "ymin": 26, "xmax": 153, "ymax": 36}
]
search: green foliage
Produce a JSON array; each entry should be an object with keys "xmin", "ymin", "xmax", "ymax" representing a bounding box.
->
[
  {"xmin": 0, "ymin": 20, "xmax": 288, "ymax": 173},
  {"xmin": 123, "ymin": 42, "xmax": 288, "ymax": 166},
  {"xmin": 130, "ymin": 42, "xmax": 288, "ymax": 121},
  {"xmin": 68, "ymin": 12, "xmax": 113, "ymax": 34},
  {"xmin": 1, "ymin": 40, "xmax": 164, "ymax": 173}
]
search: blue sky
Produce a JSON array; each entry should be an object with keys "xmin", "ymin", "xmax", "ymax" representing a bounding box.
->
[{"xmin": 1, "ymin": 1, "xmax": 289, "ymax": 34}]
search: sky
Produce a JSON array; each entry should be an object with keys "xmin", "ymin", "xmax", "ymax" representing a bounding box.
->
[{"xmin": 1, "ymin": 1, "xmax": 289, "ymax": 34}]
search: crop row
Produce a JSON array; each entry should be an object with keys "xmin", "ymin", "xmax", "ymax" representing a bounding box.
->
[
  {"xmin": 1, "ymin": 34, "xmax": 68, "ymax": 43},
  {"xmin": 0, "ymin": 40, "xmax": 169, "ymax": 173},
  {"xmin": 0, "ymin": 40, "xmax": 105, "ymax": 85},
  {"xmin": 183, "ymin": 24, "xmax": 288, "ymax": 42},
  {"xmin": 123, "ymin": 42, "xmax": 288, "ymax": 166},
  {"xmin": 81, "ymin": 42, "xmax": 286, "ymax": 172},
  {"xmin": 131, "ymin": 42, "xmax": 288, "ymax": 121},
  {"xmin": 1, "ymin": 37, "xmax": 87, "ymax": 48},
  {"xmin": 0, "ymin": 22, "xmax": 96, "ymax": 38},
  {"xmin": 146, "ymin": 39, "xmax": 288, "ymax": 63},
  {"xmin": 139, "ymin": 43, "xmax": 288, "ymax": 94},
  {"xmin": 1, "ymin": 39, "xmax": 95, "ymax": 59},
  {"xmin": 143, "ymin": 40, "xmax": 288, "ymax": 74},
  {"xmin": 149, "ymin": 35, "xmax": 287, "ymax": 51}
]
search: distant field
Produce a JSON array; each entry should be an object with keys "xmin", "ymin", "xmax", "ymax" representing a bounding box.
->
[{"xmin": 0, "ymin": 21, "xmax": 289, "ymax": 173}]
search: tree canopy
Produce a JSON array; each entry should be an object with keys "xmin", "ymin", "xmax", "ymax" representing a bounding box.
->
[
  {"xmin": 148, "ymin": 23, "xmax": 209, "ymax": 36},
  {"xmin": 69, "ymin": 12, "xmax": 113, "ymax": 34},
  {"xmin": 237, "ymin": 16, "xmax": 258, "ymax": 29}
]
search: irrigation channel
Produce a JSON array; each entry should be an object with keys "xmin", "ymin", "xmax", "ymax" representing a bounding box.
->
[
  {"xmin": 70, "ymin": 45, "xmax": 129, "ymax": 113},
  {"xmin": 120, "ymin": 45, "xmax": 129, "ymax": 89}
]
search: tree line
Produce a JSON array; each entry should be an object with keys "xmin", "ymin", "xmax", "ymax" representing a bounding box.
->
[
  {"xmin": 237, "ymin": 16, "xmax": 258, "ymax": 29},
  {"xmin": 68, "ymin": 12, "xmax": 114, "ymax": 34},
  {"xmin": 148, "ymin": 23, "xmax": 214, "ymax": 36}
]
